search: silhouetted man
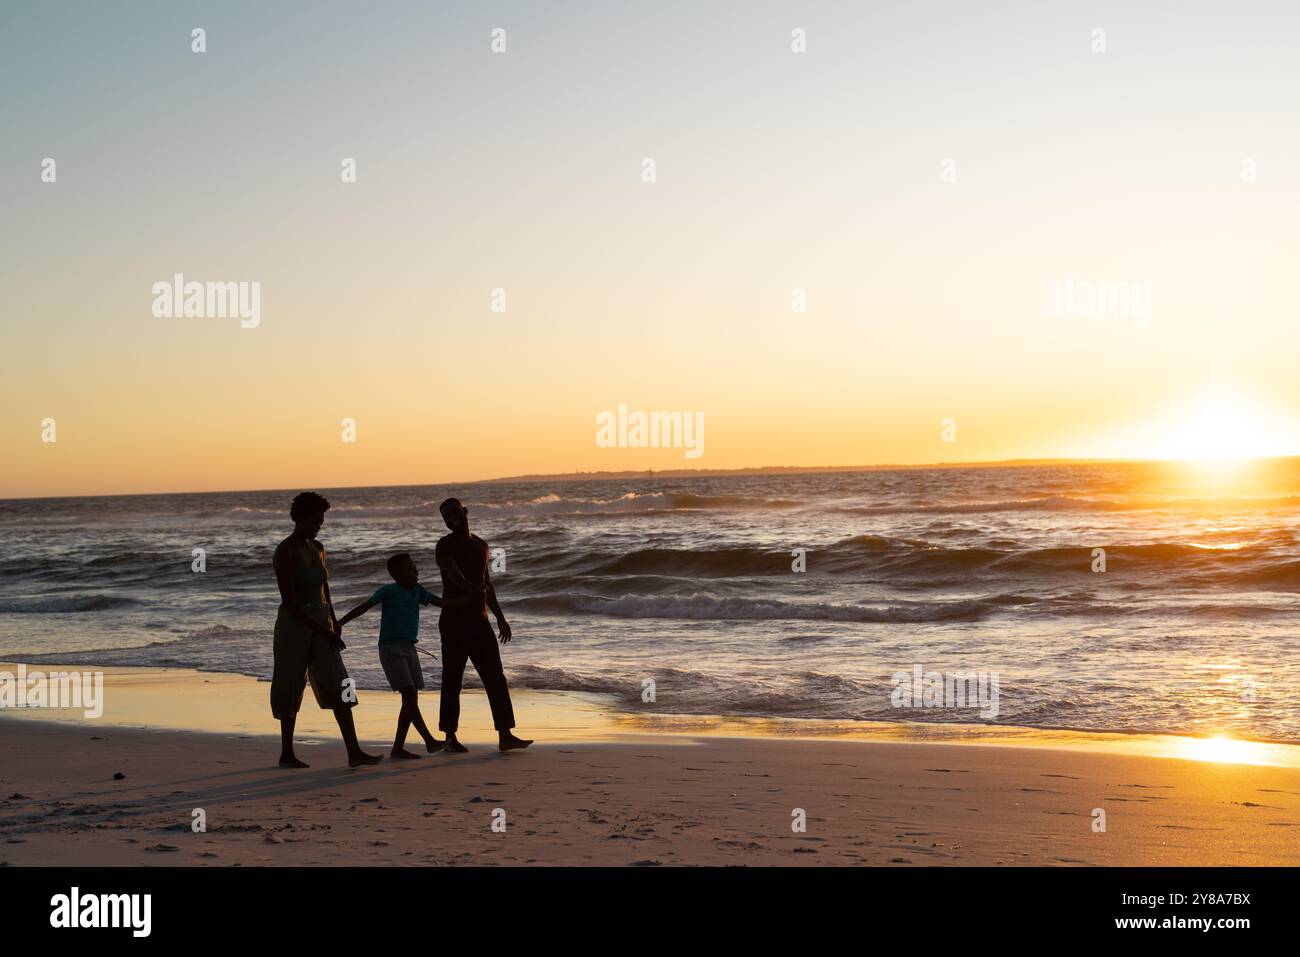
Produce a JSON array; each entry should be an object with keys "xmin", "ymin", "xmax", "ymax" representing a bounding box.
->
[{"xmin": 434, "ymin": 498, "xmax": 532, "ymax": 752}]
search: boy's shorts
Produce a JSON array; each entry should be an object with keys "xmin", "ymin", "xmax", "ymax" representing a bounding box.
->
[{"xmin": 379, "ymin": 642, "xmax": 425, "ymax": 691}]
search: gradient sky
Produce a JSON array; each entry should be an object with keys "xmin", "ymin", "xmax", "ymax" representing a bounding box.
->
[{"xmin": 4, "ymin": 1, "xmax": 1300, "ymax": 497}]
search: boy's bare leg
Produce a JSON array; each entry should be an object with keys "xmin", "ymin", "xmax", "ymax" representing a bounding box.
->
[
  {"xmin": 278, "ymin": 714, "xmax": 309, "ymax": 768},
  {"xmin": 334, "ymin": 707, "xmax": 383, "ymax": 767},
  {"xmin": 403, "ymin": 688, "xmax": 444, "ymax": 753},
  {"xmin": 392, "ymin": 690, "xmax": 420, "ymax": 759}
]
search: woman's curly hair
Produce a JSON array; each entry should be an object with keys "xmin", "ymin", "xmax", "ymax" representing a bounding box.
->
[{"xmin": 289, "ymin": 491, "xmax": 331, "ymax": 522}]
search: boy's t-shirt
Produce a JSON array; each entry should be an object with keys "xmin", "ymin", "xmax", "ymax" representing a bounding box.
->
[{"xmin": 370, "ymin": 583, "xmax": 438, "ymax": 643}]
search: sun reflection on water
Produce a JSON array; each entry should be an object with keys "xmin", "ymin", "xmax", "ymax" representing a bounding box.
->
[{"xmin": 1171, "ymin": 735, "xmax": 1277, "ymax": 766}]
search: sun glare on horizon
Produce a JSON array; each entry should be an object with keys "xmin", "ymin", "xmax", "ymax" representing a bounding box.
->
[{"xmin": 1145, "ymin": 387, "xmax": 1297, "ymax": 465}]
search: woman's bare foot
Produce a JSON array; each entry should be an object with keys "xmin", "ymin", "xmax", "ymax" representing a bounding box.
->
[
  {"xmin": 391, "ymin": 747, "xmax": 421, "ymax": 760},
  {"xmin": 348, "ymin": 751, "xmax": 384, "ymax": 767},
  {"xmin": 498, "ymin": 732, "xmax": 533, "ymax": 752},
  {"xmin": 443, "ymin": 736, "xmax": 469, "ymax": 753},
  {"xmin": 278, "ymin": 754, "xmax": 310, "ymax": 769},
  {"xmin": 425, "ymin": 737, "xmax": 445, "ymax": 754}
]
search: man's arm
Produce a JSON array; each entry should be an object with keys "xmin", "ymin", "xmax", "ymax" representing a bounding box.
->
[
  {"xmin": 423, "ymin": 587, "xmax": 483, "ymax": 609},
  {"xmin": 483, "ymin": 548, "xmax": 512, "ymax": 643},
  {"xmin": 418, "ymin": 584, "xmax": 448, "ymax": 609},
  {"xmin": 435, "ymin": 539, "xmax": 475, "ymax": 591}
]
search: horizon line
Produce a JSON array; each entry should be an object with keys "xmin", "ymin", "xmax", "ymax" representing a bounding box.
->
[{"xmin": 5, "ymin": 454, "xmax": 1299, "ymax": 503}]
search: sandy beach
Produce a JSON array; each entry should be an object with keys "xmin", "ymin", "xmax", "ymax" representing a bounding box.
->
[{"xmin": 2, "ymin": 664, "xmax": 1299, "ymax": 867}]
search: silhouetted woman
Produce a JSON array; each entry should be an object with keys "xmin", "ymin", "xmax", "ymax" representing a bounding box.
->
[{"xmin": 270, "ymin": 491, "xmax": 381, "ymax": 768}]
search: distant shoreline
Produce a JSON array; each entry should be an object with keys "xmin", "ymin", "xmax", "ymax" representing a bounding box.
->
[{"xmin": 8, "ymin": 455, "xmax": 1288, "ymax": 503}]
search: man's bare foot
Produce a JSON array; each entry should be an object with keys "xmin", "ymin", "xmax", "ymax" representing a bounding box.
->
[
  {"xmin": 391, "ymin": 748, "xmax": 421, "ymax": 760},
  {"xmin": 443, "ymin": 737, "xmax": 469, "ymax": 754},
  {"xmin": 278, "ymin": 755, "xmax": 310, "ymax": 769},
  {"xmin": 498, "ymin": 733, "xmax": 533, "ymax": 752},
  {"xmin": 425, "ymin": 738, "xmax": 445, "ymax": 754},
  {"xmin": 348, "ymin": 751, "xmax": 384, "ymax": 767}
]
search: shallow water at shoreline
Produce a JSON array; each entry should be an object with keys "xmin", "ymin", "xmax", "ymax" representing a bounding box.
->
[{"xmin": 5, "ymin": 662, "xmax": 1300, "ymax": 769}]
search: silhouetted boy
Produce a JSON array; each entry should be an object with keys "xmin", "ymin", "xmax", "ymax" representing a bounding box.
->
[{"xmin": 336, "ymin": 553, "xmax": 475, "ymax": 758}]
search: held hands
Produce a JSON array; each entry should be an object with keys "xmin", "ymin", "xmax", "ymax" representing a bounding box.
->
[
  {"xmin": 330, "ymin": 620, "xmax": 346, "ymax": 651},
  {"xmin": 459, "ymin": 584, "xmax": 488, "ymax": 608}
]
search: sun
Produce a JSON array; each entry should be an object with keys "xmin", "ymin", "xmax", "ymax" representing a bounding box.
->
[{"xmin": 1149, "ymin": 387, "xmax": 1293, "ymax": 463}]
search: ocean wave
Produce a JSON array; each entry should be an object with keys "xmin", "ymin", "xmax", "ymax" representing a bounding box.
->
[
  {"xmin": 831, "ymin": 493, "xmax": 1300, "ymax": 517},
  {"xmin": 509, "ymin": 591, "xmax": 1024, "ymax": 623},
  {"xmin": 0, "ymin": 594, "xmax": 142, "ymax": 613},
  {"xmin": 83, "ymin": 550, "xmax": 182, "ymax": 567},
  {"xmin": 584, "ymin": 547, "xmax": 790, "ymax": 577},
  {"xmin": 7, "ymin": 535, "xmax": 1294, "ymax": 597},
  {"xmin": 481, "ymin": 491, "xmax": 802, "ymax": 515},
  {"xmin": 543, "ymin": 536, "xmax": 1293, "ymax": 582},
  {"xmin": 504, "ymin": 664, "xmax": 927, "ymax": 721},
  {"xmin": 831, "ymin": 495, "xmax": 1128, "ymax": 516}
]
